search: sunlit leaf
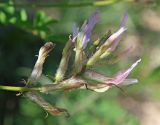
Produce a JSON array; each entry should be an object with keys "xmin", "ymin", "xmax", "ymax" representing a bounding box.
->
[
  {"xmin": 20, "ymin": 9, "xmax": 28, "ymax": 22},
  {"xmin": 0, "ymin": 12, "xmax": 6, "ymax": 23}
]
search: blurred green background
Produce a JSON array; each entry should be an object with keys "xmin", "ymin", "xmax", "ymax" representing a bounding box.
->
[{"xmin": 0, "ymin": 0, "xmax": 160, "ymax": 125}]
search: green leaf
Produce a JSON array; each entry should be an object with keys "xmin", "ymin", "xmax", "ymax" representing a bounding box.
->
[
  {"xmin": 44, "ymin": 19, "xmax": 58, "ymax": 26},
  {"xmin": 9, "ymin": 17, "xmax": 17, "ymax": 23},
  {"xmin": 34, "ymin": 11, "xmax": 45, "ymax": 27},
  {"xmin": 39, "ymin": 30, "xmax": 47, "ymax": 38},
  {"xmin": 0, "ymin": 12, "xmax": 7, "ymax": 23},
  {"xmin": 5, "ymin": 6, "xmax": 15, "ymax": 15},
  {"xmin": 20, "ymin": 9, "xmax": 27, "ymax": 22}
]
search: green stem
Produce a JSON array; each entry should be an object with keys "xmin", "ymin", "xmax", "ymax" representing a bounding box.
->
[
  {"xmin": 0, "ymin": 0, "xmax": 133, "ymax": 8},
  {"xmin": 0, "ymin": 85, "xmax": 37, "ymax": 92}
]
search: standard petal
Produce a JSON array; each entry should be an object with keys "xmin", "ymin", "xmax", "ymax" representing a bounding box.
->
[
  {"xmin": 120, "ymin": 11, "xmax": 128, "ymax": 28},
  {"xmin": 72, "ymin": 24, "xmax": 79, "ymax": 43},
  {"xmin": 108, "ymin": 12, "xmax": 128, "ymax": 52},
  {"xmin": 107, "ymin": 27, "xmax": 126, "ymax": 44},
  {"xmin": 82, "ymin": 11, "xmax": 99, "ymax": 48},
  {"xmin": 106, "ymin": 59, "xmax": 141, "ymax": 85},
  {"xmin": 85, "ymin": 11, "xmax": 99, "ymax": 35}
]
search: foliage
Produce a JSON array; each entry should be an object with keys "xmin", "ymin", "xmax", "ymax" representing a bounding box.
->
[{"xmin": 0, "ymin": 1, "xmax": 57, "ymax": 39}]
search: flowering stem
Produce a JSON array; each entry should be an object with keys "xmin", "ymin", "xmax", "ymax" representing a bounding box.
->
[{"xmin": 0, "ymin": 85, "xmax": 29, "ymax": 92}]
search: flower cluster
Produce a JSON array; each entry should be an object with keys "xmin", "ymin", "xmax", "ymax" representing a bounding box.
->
[
  {"xmin": 26, "ymin": 11, "xmax": 141, "ymax": 116},
  {"xmin": 2, "ymin": 11, "xmax": 141, "ymax": 117},
  {"xmin": 68, "ymin": 11, "xmax": 141, "ymax": 91}
]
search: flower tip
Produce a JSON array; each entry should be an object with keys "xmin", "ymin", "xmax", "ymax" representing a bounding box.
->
[
  {"xmin": 81, "ymin": 11, "xmax": 100, "ymax": 48},
  {"xmin": 137, "ymin": 58, "xmax": 142, "ymax": 63},
  {"xmin": 134, "ymin": 79, "xmax": 139, "ymax": 83},
  {"xmin": 120, "ymin": 11, "xmax": 129, "ymax": 28},
  {"xmin": 72, "ymin": 24, "xmax": 79, "ymax": 43},
  {"xmin": 91, "ymin": 11, "xmax": 100, "ymax": 20},
  {"xmin": 131, "ymin": 58, "xmax": 141, "ymax": 69},
  {"xmin": 129, "ymin": 59, "xmax": 141, "ymax": 71},
  {"xmin": 124, "ymin": 11, "xmax": 128, "ymax": 20},
  {"xmin": 120, "ymin": 78, "xmax": 139, "ymax": 86},
  {"xmin": 127, "ymin": 79, "xmax": 139, "ymax": 84},
  {"xmin": 108, "ymin": 27, "xmax": 126, "ymax": 42},
  {"xmin": 120, "ymin": 27, "xmax": 127, "ymax": 33}
]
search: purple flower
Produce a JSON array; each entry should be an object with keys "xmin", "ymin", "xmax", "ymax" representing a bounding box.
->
[
  {"xmin": 120, "ymin": 11, "xmax": 128, "ymax": 28},
  {"xmin": 106, "ymin": 59, "xmax": 141, "ymax": 86},
  {"xmin": 107, "ymin": 27, "xmax": 126, "ymax": 43},
  {"xmin": 107, "ymin": 12, "xmax": 128, "ymax": 52},
  {"xmin": 72, "ymin": 12, "xmax": 99, "ymax": 48},
  {"xmin": 82, "ymin": 11, "xmax": 99, "ymax": 48}
]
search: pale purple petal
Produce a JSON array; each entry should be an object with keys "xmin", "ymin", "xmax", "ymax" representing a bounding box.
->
[
  {"xmin": 82, "ymin": 11, "xmax": 99, "ymax": 48},
  {"xmin": 106, "ymin": 59, "xmax": 141, "ymax": 85},
  {"xmin": 72, "ymin": 24, "xmax": 79, "ymax": 43},
  {"xmin": 84, "ymin": 11, "xmax": 99, "ymax": 35},
  {"xmin": 108, "ymin": 12, "xmax": 128, "ymax": 52},
  {"xmin": 107, "ymin": 27, "xmax": 126, "ymax": 43},
  {"xmin": 120, "ymin": 11, "xmax": 128, "ymax": 28}
]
